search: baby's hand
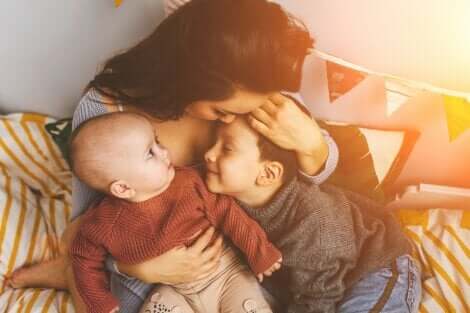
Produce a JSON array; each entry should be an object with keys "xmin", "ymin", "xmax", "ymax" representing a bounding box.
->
[{"xmin": 257, "ymin": 257, "xmax": 282, "ymax": 283}]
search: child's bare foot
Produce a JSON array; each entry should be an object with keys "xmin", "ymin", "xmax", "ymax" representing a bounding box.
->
[{"xmin": 8, "ymin": 257, "xmax": 68, "ymax": 289}]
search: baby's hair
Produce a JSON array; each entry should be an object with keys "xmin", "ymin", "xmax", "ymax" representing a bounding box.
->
[{"xmin": 69, "ymin": 112, "xmax": 151, "ymax": 191}]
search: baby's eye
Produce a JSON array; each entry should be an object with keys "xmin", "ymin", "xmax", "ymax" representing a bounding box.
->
[
  {"xmin": 147, "ymin": 148, "xmax": 154, "ymax": 158},
  {"xmin": 223, "ymin": 145, "xmax": 233, "ymax": 152},
  {"xmin": 154, "ymin": 135, "xmax": 160, "ymax": 144}
]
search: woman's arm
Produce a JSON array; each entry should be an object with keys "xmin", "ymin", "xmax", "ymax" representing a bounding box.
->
[{"xmin": 248, "ymin": 93, "xmax": 338, "ymax": 184}]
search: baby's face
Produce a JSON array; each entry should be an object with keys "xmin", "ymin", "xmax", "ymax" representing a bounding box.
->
[
  {"xmin": 204, "ymin": 118, "xmax": 263, "ymax": 196},
  {"xmin": 115, "ymin": 119, "xmax": 175, "ymax": 197}
]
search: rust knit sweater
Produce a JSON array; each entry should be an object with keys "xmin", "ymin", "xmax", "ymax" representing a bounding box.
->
[{"xmin": 71, "ymin": 167, "xmax": 281, "ymax": 313}]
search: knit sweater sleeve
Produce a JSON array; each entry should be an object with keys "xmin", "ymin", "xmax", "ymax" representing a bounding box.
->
[
  {"xmin": 70, "ymin": 209, "xmax": 119, "ymax": 313},
  {"xmin": 193, "ymin": 176, "xmax": 281, "ymax": 274}
]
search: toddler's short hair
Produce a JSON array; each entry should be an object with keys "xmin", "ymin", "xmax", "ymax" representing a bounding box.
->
[{"xmin": 257, "ymin": 137, "xmax": 297, "ymax": 183}]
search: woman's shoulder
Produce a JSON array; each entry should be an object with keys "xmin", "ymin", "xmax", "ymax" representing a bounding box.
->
[{"xmin": 72, "ymin": 88, "xmax": 112, "ymax": 130}]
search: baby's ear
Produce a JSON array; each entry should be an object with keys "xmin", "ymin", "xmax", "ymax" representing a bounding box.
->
[
  {"xmin": 256, "ymin": 161, "xmax": 284, "ymax": 186},
  {"xmin": 109, "ymin": 180, "xmax": 135, "ymax": 199}
]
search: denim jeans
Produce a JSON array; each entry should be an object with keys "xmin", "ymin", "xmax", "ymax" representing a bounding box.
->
[{"xmin": 337, "ymin": 255, "xmax": 422, "ymax": 313}]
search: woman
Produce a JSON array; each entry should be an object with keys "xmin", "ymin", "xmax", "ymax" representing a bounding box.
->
[{"xmin": 11, "ymin": 0, "xmax": 338, "ymax": 311}]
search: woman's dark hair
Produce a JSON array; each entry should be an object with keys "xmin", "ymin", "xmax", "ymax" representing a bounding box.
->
[{"xmin": 89, "ymin": 0, "xmax": 314, "ymax": 120}]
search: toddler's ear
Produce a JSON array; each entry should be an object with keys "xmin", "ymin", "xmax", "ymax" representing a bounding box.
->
[
  {"xmin": 256, "ymin": 161, "xmax": 284, "ymax": 186},
  {"xmin": 109, "ymin": 180, "xmax": 135, "ymax": 199}
]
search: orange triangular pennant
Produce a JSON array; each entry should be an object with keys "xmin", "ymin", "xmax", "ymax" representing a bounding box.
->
[{"xmin": 326, "ymin": 61, "xmax": 366, "ymax": 102}]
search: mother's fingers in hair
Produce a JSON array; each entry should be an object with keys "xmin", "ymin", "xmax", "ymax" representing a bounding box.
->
[
  {"xmin": 250, "ymin": 108, "xmax": 274, "ymax": 127},
  {"xmin": 247, "ymin": 115, "xmax": 270, "ymax": 137},
  {"xmin": 260, "ymin": 99, "xmax": 278, "ymax": 115},
  {"xmin": 268, "ymin": 93, "xmax": 289, "ymax": 106}
]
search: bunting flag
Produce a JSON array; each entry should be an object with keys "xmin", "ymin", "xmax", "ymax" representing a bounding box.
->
[
  {"xmin": 115, "ymin": 0, "xmax": 123, "ymax": 8},
  {"xmin": 444, "ymin": 95, "xmax": 470, "ymax": 141},
  {"xmin": 326, "ymin": 61, "xmax": 365, "ymax": 102},
  {"xmin": 384, "ymin": 79, "xmax": 419, "ymax": 116},
  {"xmin": 316, "ymin": 50, "xmax": 470, "ymax": 140}
]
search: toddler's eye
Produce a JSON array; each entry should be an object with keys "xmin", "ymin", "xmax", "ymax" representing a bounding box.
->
[{"xmin": 223, "ymin": 145, "xmax": 233, "ymax": 152}]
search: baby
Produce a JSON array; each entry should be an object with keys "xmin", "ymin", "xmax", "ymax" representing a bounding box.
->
[
  {"xmin": 142, "ymin": 117, "xmax": 422, "ymax": 313},
  {"xmin": 69, "ymin": 112, "xmax": 282, "ymax": 313}
]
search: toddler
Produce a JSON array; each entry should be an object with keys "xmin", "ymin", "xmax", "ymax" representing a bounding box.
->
[{"xmin": 142, "ymin": 117, "xmax": 422, "ymax": 313}]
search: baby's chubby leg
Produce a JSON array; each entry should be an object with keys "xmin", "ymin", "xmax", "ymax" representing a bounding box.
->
[
  {"xmin": 217, "ymin": 268, "xmax": 273, "ymax": 313},
  {"xmin": 7, "ymin": 257, "xmax": 67, "ymax": 289},
  {"xmin": 139, "ymin": 285, "xmax": 195, "ymax": 313},
  {"xmin": 192, "ymin": 244, "xmax": 274, "ymax": 313},
  {"xmin": 7, "ymin": 216, "xmax": 83, "ymax": 289}
]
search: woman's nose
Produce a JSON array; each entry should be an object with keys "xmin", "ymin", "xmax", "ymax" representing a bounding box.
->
[{"xmin": 219, "ymin": 114, "xmax": 236, "ymax": 124}]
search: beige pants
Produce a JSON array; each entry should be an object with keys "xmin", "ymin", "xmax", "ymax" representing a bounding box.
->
[{"xmin": 139, "ymin": 245, "xmax": 273, "ymax": 313}]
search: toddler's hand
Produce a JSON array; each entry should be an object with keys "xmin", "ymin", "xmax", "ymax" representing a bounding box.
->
[{"xmin": 257, "ymin": 257, "xmax": 282, "ymax": 283}]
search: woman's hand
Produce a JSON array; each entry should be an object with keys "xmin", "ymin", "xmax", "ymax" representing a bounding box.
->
[
  {"xmin": 116, "ymin": 227, "xmax": 224, "ymax": 285},
  {"xmin": 248, "ymin": 93, "xmax": 329, "ymax": 175}
]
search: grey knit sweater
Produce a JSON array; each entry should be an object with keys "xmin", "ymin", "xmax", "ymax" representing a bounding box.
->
[{"xmin": 239, "ymin": 177, "xmax": 412, "ymax": 313}]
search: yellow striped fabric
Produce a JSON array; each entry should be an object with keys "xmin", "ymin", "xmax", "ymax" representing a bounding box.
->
[
  {"xmin": 396, "ymin": 208, "xmax": 470, "ymax": 313},
  {"xmin": 0, "ymin": 113, "xmax": 73, "ymax": 312}
]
